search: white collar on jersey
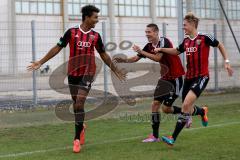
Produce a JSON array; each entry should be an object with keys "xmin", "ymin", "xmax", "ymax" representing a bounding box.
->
[
  {"xmin": 151, "ymin": 37, "xmax": 161, "ymax": 48},
  {"xmin": 79, "ymin": 25, "xmax": 92, "ymax": 34},
  {"xmin": 152, "ymin": 42, "xmax": 159, "ymax": 48},
  {"xmin": 185, "ymin": 32, "xmax": 200, "ymax": 40}
]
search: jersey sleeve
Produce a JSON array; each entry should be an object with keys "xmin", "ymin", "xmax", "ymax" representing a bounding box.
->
[
  {"xmin": 57, "ymin": 29, "xmax": 71, "ymax": 48},
  {"xmin": 95, "ymin": 33, "xmax": 105, "ymax": 54},
  {"xmin": 204, "ymin": 34, "xmax": 219, "ymax": 47},
  {"xmin": 176, "ymin": 39, "xmax": 185, "ymax": 53},
  {"xmin": 164, "ymin": 38, "xmax": 173, "ymax": 48},
  {"xmin": 137, "ymin": 44, "xmax": 148, "ymax": 58}
]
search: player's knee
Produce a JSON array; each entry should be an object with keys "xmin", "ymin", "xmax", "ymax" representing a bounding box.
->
[
  {"xmin": 152, "ymin": 101, "xmax": 160, "ymax": 107},
  {"xmin": 151, "ymin": 101, "xmax": 160, "ymax": 112},
  {"xmin": 74, "ymin": 98, "xmax": 86, "ymax": 110},
  {"xmin": 162, "ymin": 106, "xmax": 172, "ymax": 114}
]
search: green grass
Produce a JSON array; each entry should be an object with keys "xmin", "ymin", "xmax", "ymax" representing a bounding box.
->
[{"xmin": 0, "ymin": 92, "xmax": 240, "ymax": 160}]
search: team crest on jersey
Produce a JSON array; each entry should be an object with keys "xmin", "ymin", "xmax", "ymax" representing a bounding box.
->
[
  {"xmin": 197, "ymin": 39, "xmax": 202, "ymax": 45},
  {"xmin": 90, "ymin": 35, "xmax": 95, "ymax": 40}
]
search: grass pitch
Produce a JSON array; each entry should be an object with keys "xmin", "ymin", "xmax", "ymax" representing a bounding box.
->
[{"xmin": 0, "ymin": 92, "xmax": 240, "ymax": 160}]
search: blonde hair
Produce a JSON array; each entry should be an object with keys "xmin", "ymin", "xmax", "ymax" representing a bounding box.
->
[{"xmin": 184, "ymin": 12, "xmax": 199, "ymax": 29}]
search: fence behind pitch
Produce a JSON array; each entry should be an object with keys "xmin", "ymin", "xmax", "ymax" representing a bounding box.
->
[{"xmin": 0, "ymin": 20, "xmax": 239, "ymax": 107}]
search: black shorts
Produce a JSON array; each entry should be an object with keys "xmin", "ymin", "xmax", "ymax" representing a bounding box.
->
[
  {"xmin": 68, "ymin": 75, "xmax": 93, "ymax": 93},
  {"xmin": 182, "ymin": 76, "xmax": 209, "ymax": 102},
  {"xmin": 154, "ymin": 76, "xmax": 183, "ymax": 107}
]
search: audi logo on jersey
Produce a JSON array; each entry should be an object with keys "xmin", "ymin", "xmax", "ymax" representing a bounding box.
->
[
  {"xmin": 77, "ymin": 41, "xmax": 91, "ymax": 49},
  {"xmin": 186, "ymin": 47, "xmax": 198, "ymax": 53}
]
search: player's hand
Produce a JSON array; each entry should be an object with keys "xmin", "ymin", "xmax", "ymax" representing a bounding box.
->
[
  {"xmin": 27, "ymin": 61, "xmax": 42, "ymax": 71},
  {"xmin": 154, "ymin": 48, "xmax": 162, "ymax": 53},
  {"xmin": 113, "ymin": 57, "xmax": 127, "ymax": 63},
  {"xmin": 224, "ymin": 62, "xmax": 233, "ymax": 77},
  {"xmin": 132, "ymin": 45, "xmax": 141, "ymax": 52}
]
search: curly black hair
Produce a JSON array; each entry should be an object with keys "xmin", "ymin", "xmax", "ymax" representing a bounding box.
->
[{"xmin": 81, "ymin": 5, "xmax": 100, "ymax": 21}]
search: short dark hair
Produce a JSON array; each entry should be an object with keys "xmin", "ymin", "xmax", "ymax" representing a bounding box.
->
[
  {"xmin": 81, "ymin": 5, "xmax": 100, "ymax": 21},
  {"xmin": 146, "ymin": 23, "xmax": 159, "ymax": 32}
]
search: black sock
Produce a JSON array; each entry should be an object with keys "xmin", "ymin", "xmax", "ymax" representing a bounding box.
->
[
  {"xmin": 192, "ymin": 105, "xmax": 204, "ymax": 116},
  {"xmin": 75, "ymin": 122, "xmax": 83, "ymax": 140},
  {"xmin": 173, "ymin": 105, "xmax": 182, "ymax": 114},
  {"xmin": 151, "ymin": 112, "xmax": 160, "ymax": 138},
  {"xmin": 172, "ymin": 113, "xmax": 190, "ymax": 141},
  {"xmin": 74, "ymin": 108, "xmax": 85, "ymax": 140}
]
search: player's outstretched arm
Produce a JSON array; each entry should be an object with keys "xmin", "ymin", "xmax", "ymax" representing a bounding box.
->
[
  {"xmin": 132, "ymin": 44, "xmax": 162, "ymax": 62},
  {"xmin": 27, "ymin": 45, "xmax": 63, "ymax": 71},
  {"xmin": 217, "ymin": 42, "xmax": 233, "ymax": 77},
  {"xmin": 100, "ymin": 52, "xmax": 126, "ymax": 81},
  {"xmin": 113, "ymin": 56, "xmax": 141, "ymax": 63},
  {"xmin": 154, "ymin": 47, "xmax": 180, "ymax": 55},
  {"xmin": 136, "ymin": 50, "xmax": 162, "ymax": 62}
]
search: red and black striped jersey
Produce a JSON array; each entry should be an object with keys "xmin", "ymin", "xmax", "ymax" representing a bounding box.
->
[
  {"xmin": 57, "ymin": 25, "xmax": 105, "ymax": 76},
  {"xmin": 138, "ymin": 37, "xmax": 185, "ymax": 80},
  {"xmin": 177, "ymin": 33, "xmax": 219, "ymax": 79}
]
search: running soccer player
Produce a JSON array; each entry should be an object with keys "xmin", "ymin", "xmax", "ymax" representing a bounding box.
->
[
  {"xmin": 27, "ymin": 5, "xmax": 125, "ymax": 153},
  {"xmin": 114, "ymin": 23, "xmax": 185, "ymax": 142},
  {"xmin": 154, "ymin": 12, "xmax": 233, "ymax": 146}
]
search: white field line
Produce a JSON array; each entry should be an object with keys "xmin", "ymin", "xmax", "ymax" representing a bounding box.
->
[{"xmin": 0, "ymin": 121, "xmax": 239, "ymax": 159}]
